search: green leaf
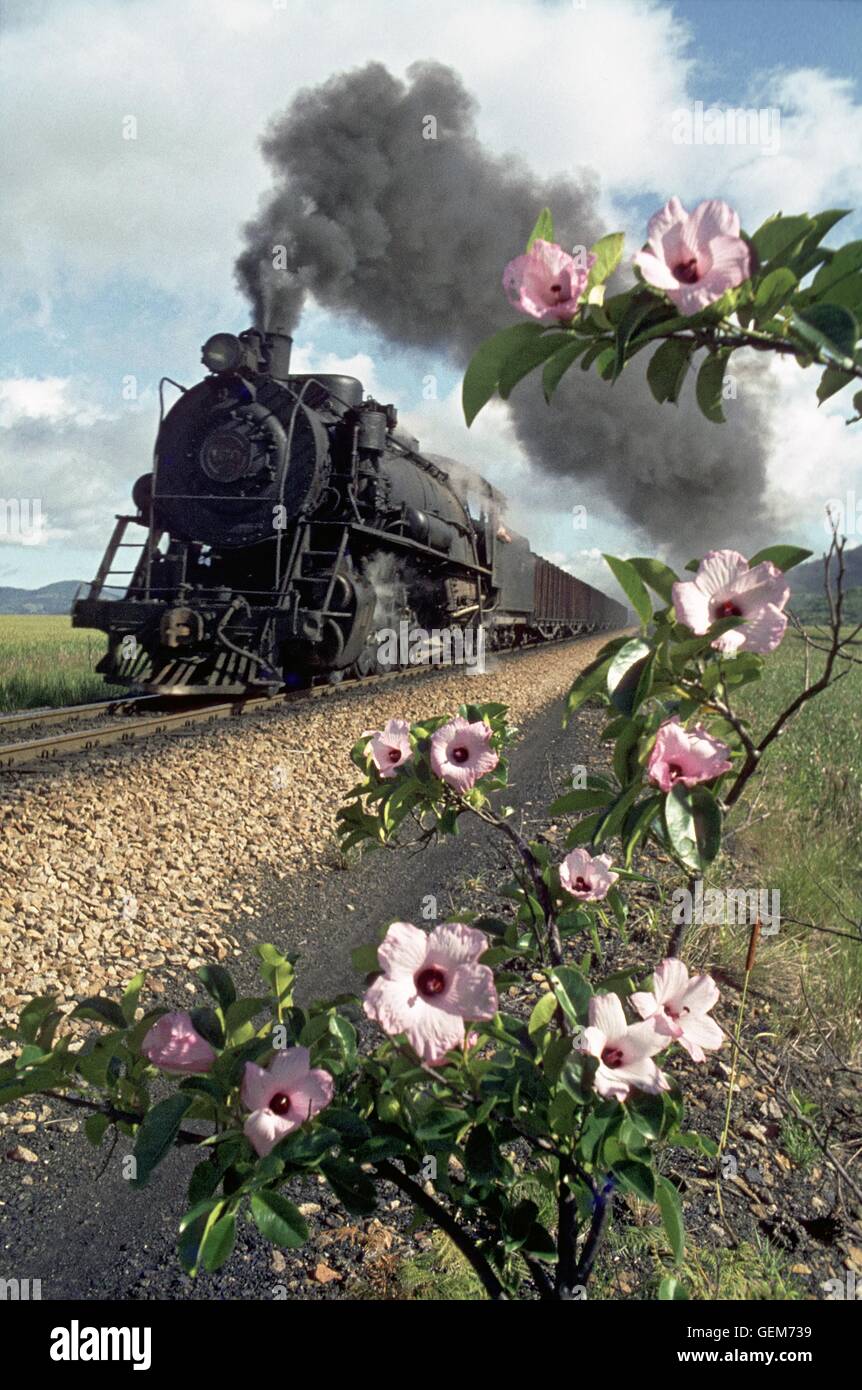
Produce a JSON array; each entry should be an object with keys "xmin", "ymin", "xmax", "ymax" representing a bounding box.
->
[
  {"xmin": 223, "ymin": 997, "xmax": 269, "ymax": 1043},
  {"xmin": 549, "ymin": 787, "xmax": 612, "ymax": 815},
  {"xmin": 131, "ymin": 1093, "xmax": 193, "ymax": 1188},
  {"xmin": 549, "ymin": 965, "xmax": 592, "ymax": 1027},
  {"xmin": 800, "ymin": 208, "xmax": 850, "ymax": 251},
  {"xmin": 607, "ymin": 638, "xmax": 653, "ymax": 716},
  {"xmin": 17, "ymin": 995, "xmax": 59, "ymax": 1044},
  {"xmin": 465, "ymin": 1125, "xmax": 509, "ymax": 1183},
  {"xmin": 793, "ymin": 304, "xmax": 858, "ymax": 361},
  {"xmin": 611, "ymin": 1158, "xmax": 656, "ymax": 1202},
  {"xmin": 351, "ymin": 942, "xmax": 381, "ymax": 976},
  {"xmin": 747, "ymin": 544, "xmax": 812, "ymax": 572},
  {"xmin": 462, "ymin": 323, "xmax": 544, "ymax": 426},
  {"xmin": 612, "ymin": 299, "xmax": 659, "ymax": 382},
  {"xmin": 811, "ymin": 240, "xmax": 862, "ymax": 302},
  {"xmin": 622, "ymin": 794, "xmax": 663, "ymax": 867},
  {"xmin": 751, "ymin": 213, "xmax": 812, "ymax": 265},
  {"xmin": 189, "ymin": 1006, "xmax": 224, "ymax": 1050},
  {"xmin": 84, "ymin": 1113, "xmax": 110, "ymax": 1147},
  {"xmin": 178, "ymin": 1200, "xmax": 222, "ymax": 1276},
  {"xmin": 71, "ymin": 996, "xmax": 127, "ymax": 1031},
  {"xmin": 656, "ymin": 1176, "xmax": 685, "ymax": 1261},
  {"xmin": 603, "ymin": 555, "xmax": 652, "ymax": 627},
  {"xmin": 646, "ymin": 337, "xmax": 694, "ymax": 405},
  {"xmin": 250, "ymin": 1191, "xmax": 309, "ymax": 1249},
  {"xmin": 585, "ymin": 232, "xmax": 625, "ymax": 291},
  {"xmin": 625, "ymin": 557, "xmax": 679, "ymax": 606},
  {"xmin": 526, "ymin": 207, "xmax": 554, "ymax": 251},
  {"xmin": 752, "ymin": 267, "xmax": 797, "ymax": 323},
  {"xmin": 817, "ymin": 365, "xmax": 854, "ymax": 404},
  {"xmin": 200, "ymin": 1209, "xmax": 237, "ymax": 1273},
  {"xmin": 663, "ymin": 783, "xmax": 722, "ymax": 873},
  {"xmin": 120, "ymin": 973, "xmax": 145, "ymax": 1026},
  {"xmin": 528, "ymin": 991, "xmax": 558, "ymax": 1039},
  {"xmin": 498, "ymin": 332, "xmax": 572, "ymax": 400},
  {"xmin": 196, "ymin": 964, "xmax": 236, "ymax": 1011},
  {"xmin": 658, "ymin": 1275, "xmax": 689, "ymax": 1300},
  {"xmin": 564, "ymin": 650, "xmax": 618, "ymax": 722},
  {"xmin": 626, "ymin": 1091, "xmax": 665, "ymax": 1141},
  {"xmin": 321, "ymin": 1157, "xmax": 378, "ymax": 1215},
  {"xmin": 542, "ymin": 339, "xmax": 590, "ymax": 401},
  {"xmin": 695, "ymin": 349, "xmax": 732, "ymax": 424}
]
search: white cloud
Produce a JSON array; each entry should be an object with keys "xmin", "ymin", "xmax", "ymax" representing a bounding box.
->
[
  {"xmin": 7, "ymin": 0, "xmax": 857, "ymax": 315},
  {"xmin": 0, "ymin": 376, "xmax": 155, "ymax": 548}
]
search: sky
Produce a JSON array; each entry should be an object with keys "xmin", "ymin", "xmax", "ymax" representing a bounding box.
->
[{"xmin": 1, "ymin": 0, "xmax": 861, "ymax": 597}]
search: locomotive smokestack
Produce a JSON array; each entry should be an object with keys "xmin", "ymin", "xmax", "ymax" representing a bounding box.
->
[{"xmin": 263, "ymin": 327, "xmax": 293, "ymax": 381}]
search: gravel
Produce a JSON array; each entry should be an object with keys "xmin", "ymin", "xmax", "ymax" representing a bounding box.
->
[{"xmin": 0, "ymin": 637, "xmax": 612, "ymax": 1040}]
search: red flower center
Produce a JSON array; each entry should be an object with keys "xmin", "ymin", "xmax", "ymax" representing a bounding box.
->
[
  {"xmin": 573, "ymin": 876, "xmax": 591, "ymax": 893},
  {"xmin": 667, "ymin": 762, "xmax": 684, "ymax": 782},
  {"xmin": 673, "ymin": 257, "xmax": 700, "ymax": 284},
  {"xmin": 450, "ymin": 744, "xmax": 470, "ymax": 764},
  {"xmin": 387, "ymin": 747, "xmax": 402, "ymax": 763},
  {"xmin": 416, "ymin": 967, "xmax": 447, "ymax": 997},
  {"xmin": 602, "ymin": 1044, "xmax": 625, "ymax": 1069},
  {"xmin": 269, "ymin": 1091, "xmax": 292, "ymax": 1116},
  {"xmin": 714, "ymin": 599, "xmax": 743, "ymax": 618}
]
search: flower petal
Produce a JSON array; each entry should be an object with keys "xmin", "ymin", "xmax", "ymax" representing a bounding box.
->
[
  {"xmin": 287, "ymin": 1068, "xmax": 334, "ymax": 1123},
  {"xmin": 426, "ymin": 922, "xmax": 489, "ymax": 967},
  {"xmin": 588, "ymin": 992, "xmax": 628, "ymax": 1040},
  {"xmin": 377, "ymin": 921, "xmax": 429, "ymax": 978},
  {"xmin": 244, "ymin": 1108, "xmax": 296, "ymax": 1158},
  {"xmin": 443, "ymin": 962, "xmax": 498, "ymax": 1021}
]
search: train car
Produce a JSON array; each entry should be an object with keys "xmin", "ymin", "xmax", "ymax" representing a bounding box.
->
[{"xmin": 72, "ymin": 324, "xmax": 625, "ymax": 694}]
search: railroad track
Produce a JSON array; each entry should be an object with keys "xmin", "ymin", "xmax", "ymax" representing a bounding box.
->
[{"xmin": 0, "ymin": 639, "xmax": 599, "ymax": 771}]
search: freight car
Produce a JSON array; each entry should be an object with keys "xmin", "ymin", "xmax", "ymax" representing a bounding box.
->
[{"xmin": 72, "ymin": 325, "xmax": 626, "ymax": 694}]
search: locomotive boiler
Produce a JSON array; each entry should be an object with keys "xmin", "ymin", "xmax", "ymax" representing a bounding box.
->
[{"xmin": 72, "ymin": 325, "xmax": 626, "ymax": 694}]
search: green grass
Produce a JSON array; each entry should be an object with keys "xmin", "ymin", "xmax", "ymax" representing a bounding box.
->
[
  {"xmin": 0, "ymin": 615, "xmax": 122, "ymax": 711},
  {"xmin": 592, "ymin": 1218, "xmax": 804, "ymax": 1301},
  {"xmin": 708, "ymin": 628, "xmax": 862, "ymax": 1056}
]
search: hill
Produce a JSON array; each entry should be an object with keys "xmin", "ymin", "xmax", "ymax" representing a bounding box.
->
[{"xmin": 0, "ymin": 581, "xmax": 82, "ymax": 615}]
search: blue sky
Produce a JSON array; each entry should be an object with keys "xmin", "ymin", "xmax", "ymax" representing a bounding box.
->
[{"xmin": 1, "ymin": 0, "xmax": 861, "ymax": 594}]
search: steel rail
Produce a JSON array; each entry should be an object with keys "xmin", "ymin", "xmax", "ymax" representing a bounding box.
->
[{"xmin": 0, "ymin": 633, "xmax": 615, "ymax": 773}]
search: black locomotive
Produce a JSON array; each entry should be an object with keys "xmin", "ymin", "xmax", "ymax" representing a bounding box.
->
[{"xmin": 72, "ymin": 326, "xmax": 626, "ymax": 694}]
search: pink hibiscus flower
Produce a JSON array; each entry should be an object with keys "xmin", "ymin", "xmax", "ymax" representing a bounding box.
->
[
  {"xmin": 580, "ymin": 993, "xmax": 670, "ymax": 1102},
  {"xmin": 141, "ymin": 1011, "xmax": 216, "ymax": 1075},
  {"xmin": 430, "ymin": 717, "xmax": 499, "ymax": 792},
  {"xmin": 648, "ymin": 717, "xmax": 732, "ymax": 793},
  {"xmin": 633, "ymin": 198, "xmax": 752, "ymax": 315},
  {"xmin": 630, "ymin": 958, "xmax": 723, "ymax": 1062},
  {"xmin": 368, "ymin": 718, "xmax": 412, "ymax": 779},
  {"xmin": 503, "ymin": 239, "xmax": 596, "ymax": 323},
  {"xmin": 559, "ymin": 848, "xmax": 619, "ymax": 902},
  {"xmin": 363, "ymin": 921, "xmax": 498, "ymax": 1065},
  {"xmin": 672, "ymin": 549, "xmax": 790, "ymax": 654},
  {"xmin": 241, "ymin": 1046, "xmax": 334, "ymax": 1157}
]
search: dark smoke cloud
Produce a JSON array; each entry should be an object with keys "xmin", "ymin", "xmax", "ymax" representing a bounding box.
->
[{"xmin": 237, "ymin": 61, "xmax": 776, "ymax": 556}]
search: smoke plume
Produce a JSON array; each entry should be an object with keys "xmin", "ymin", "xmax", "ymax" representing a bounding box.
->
[{"xmin": 237, "ymin": 61, "xmax": 776, "ymax": 556}]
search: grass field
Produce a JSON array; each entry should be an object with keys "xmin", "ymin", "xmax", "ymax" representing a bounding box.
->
[
  {"xmin": 708, "ymin": 626, "xmax": 862, "ymax": 1056},
  {"xmin": 0, "ymin": 615, "xmax": 123, "ymax": 711}
]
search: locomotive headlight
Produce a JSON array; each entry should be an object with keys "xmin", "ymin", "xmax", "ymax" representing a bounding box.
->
[{"xmin": 201, "ymin": 333, "xmax": 242, "ymax": 373}]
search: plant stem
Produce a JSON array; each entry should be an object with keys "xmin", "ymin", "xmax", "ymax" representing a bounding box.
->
[{"xmin": 375, "ymin": 1159, "xmax": 509, "ymax": 1300}]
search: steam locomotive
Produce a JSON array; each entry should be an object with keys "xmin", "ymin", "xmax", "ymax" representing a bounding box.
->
[{"xmin": 72, "ymin": 326, "xmax": 626, "ymax": 694}]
